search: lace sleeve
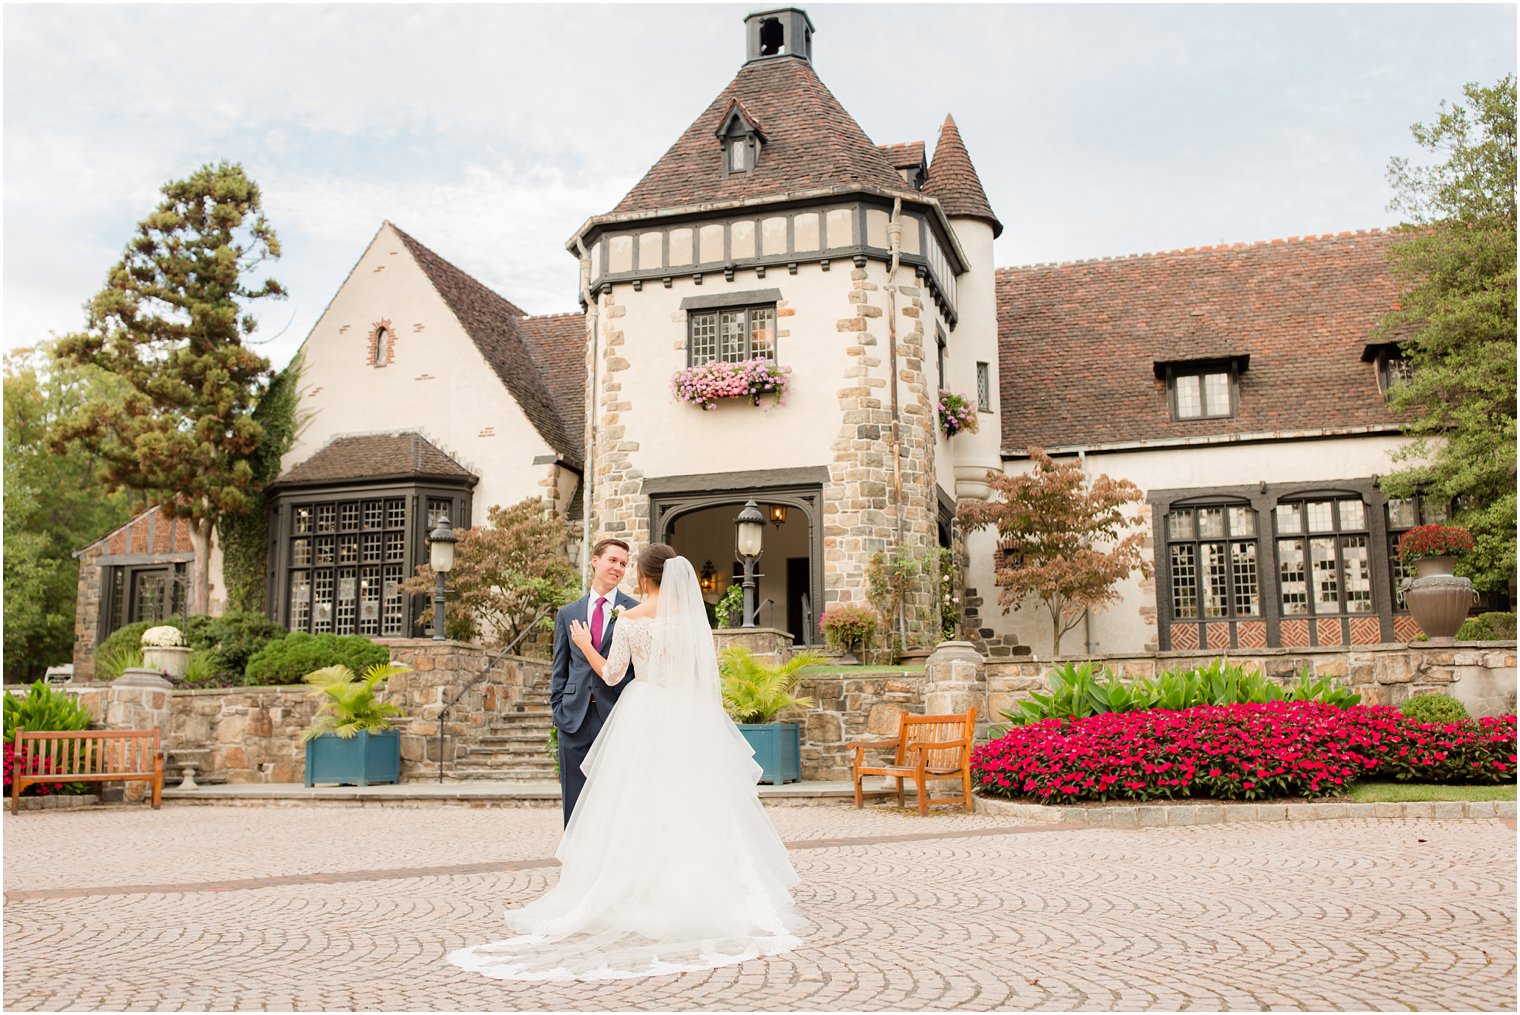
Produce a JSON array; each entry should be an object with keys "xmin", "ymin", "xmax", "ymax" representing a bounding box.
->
[{"xmin": 601, "ymin": 620, "xmax": 639, "ymax": 686}]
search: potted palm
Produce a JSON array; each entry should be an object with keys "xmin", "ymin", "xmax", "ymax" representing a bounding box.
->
[
  {"xmin": 720, "ymin": 647, "xmax": 823, "ymax": 784},
  {"xmin": 301, "ymin": 661, "xmax": 410, "ymax": 787}
]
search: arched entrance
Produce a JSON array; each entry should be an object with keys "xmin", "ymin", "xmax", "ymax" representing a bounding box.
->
[{"xmin": 646, "ymin": 469, "xmax": 825, "ymax": 645}]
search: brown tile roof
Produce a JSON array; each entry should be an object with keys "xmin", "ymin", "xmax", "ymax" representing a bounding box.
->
[
  {"xmin": 996, "ymin": 230, "xmax": 1410, "ymax": 452},
  {"xmin": 517, "ymin": 312, "xmax": 586, "ymax": 462},
  {"xmin": 278, "ymin": 432, "xmax": 477, "ymax": 486},
  {"xmin": 610, "ymin": 56, "xmax": 917, "ymax": 216},
  {"xmin": 879, "ymin": 142, "xmax": 925, "ymax": 170},
  {"xmin": 391, "ymin": 224, "xmax": 580, "ymax": 464},
  {"xmin": 923, "ymin": 115, "xmax": 1002, "ymax": 237}
]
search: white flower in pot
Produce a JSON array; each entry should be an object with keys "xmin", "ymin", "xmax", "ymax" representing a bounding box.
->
[{"xmin": 139, "ymin": 625, "xmax": 191, "ymax": 678}]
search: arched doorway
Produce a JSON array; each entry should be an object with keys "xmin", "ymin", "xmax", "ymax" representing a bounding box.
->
[{"xmin": 647, "ymin": 471, "xmax": 824, "ymax": 645}]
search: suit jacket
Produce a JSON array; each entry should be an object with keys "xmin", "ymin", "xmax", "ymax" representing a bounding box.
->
[{"xmin": 550, "ymin": 589, "xmax": 639, "ymax": 735}]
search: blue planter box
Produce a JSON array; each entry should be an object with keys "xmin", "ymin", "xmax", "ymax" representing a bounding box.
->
[
  {"xmin": 304, "ymin": 730, "xmax": 401, "ymax": 787},
  {"xmin": 737, "ymin": 722, "xmax": 801, "ymax": 785}
]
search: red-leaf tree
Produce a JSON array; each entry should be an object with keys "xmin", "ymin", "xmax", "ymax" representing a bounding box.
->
[{"xmin": 957, "ymin": 448, "xmax": 1152, "ymax": 656}]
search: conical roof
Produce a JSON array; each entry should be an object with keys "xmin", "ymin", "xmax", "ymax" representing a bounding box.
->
[
  {"xmin": 924, "ymin": 114, "xmax": 1002, "ymax": 237},
  {"xmin": 610, "ymin": 56, "xmax": 916, "ymax": 216}
]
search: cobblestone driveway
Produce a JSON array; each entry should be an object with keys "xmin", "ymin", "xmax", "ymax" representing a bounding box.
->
[{"xmin": 4, "ymin": 805, "xmax": 1514, "ymax": 1011}]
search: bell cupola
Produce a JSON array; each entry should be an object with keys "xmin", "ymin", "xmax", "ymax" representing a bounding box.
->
[{"xmin": 744, "ymin": 7, "xmax": 815, "ymax": 63}]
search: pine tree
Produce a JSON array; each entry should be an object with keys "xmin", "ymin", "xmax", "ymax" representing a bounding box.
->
[{"xmin": 51, "ymin": 162, "xmax": 285, "ymax": 615}]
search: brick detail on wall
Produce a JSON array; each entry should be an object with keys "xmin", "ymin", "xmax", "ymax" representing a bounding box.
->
[
  {"xmin": 1350, "ymin": 616, "xmax": 1382, "ymax": 645},
  {"xmin": 1317, "ymin": 617, "xmax": 1345, "ymax": 646},
  {"xmin": 1205, "ymin": 622, "xmax": 1231, "ymax": 650},
  {"xmin": 1235, "ymin": 620, "xmax": 1268, "ymax": 649},
  {"xmin": 1169, "ymin": 623, "xmax": 1200, "ymax": 650},
  {"xmin": 365, "ymin": 319, "xmax": 397, "ymax": 367},
  {"xmin": 1393, "ymin": 614, "xmax": 1421, "ymax": 643},
  {"xmin": 1280, "ymin": 619, "xmax": 1310, "ymax": 647}
]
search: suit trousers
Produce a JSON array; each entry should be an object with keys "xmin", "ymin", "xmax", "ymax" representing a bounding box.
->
[{"xmin": 557, "ymin": 701, "xmax": 606, "ymax": 827}]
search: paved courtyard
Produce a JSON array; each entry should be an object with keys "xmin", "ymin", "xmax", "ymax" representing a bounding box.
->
[{"xmin": 3, "ymin": 803, "xmax": 1515, "ymax": 1011}]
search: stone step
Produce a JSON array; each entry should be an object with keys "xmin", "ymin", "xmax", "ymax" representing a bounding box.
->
[
  {"xmin": 470, "ymin": 746, "xmax": 553, "ymax": 759},
  {"xmin": 447, "ymin": 767, "xmax": 559, "ymax": 782},
  {"xmin": 478, "ymin": 731, "xmax": 552, "ymax": 744}
]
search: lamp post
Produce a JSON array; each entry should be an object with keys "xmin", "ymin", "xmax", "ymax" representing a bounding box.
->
[
  {"xmin": 734, "ymin": 499, "xmax": 765, "ymax": 628},
  {"xmin": 428, "ymin": 514, "xmax": 457, "ymax": 642}
]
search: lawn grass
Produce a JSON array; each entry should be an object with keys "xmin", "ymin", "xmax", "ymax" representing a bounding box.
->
[{"xmin": 1348, "ymin": 781, "xmax": 1517, "ymax": 803}]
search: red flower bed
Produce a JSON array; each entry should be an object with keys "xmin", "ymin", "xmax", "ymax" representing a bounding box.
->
[
  {"xmin": 3, "ymin": 741, "xmax": 64, "ymax": 797},
  {"xmin": 971, "ymin": 702, "xmax": 1517, "ymax": 803}
]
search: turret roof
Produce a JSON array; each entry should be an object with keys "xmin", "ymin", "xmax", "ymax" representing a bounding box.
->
[{"xmin": 923, "ymin": 115, "xmax": 1002, "ymax": 237}]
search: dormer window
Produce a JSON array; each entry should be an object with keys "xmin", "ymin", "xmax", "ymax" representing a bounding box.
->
[
  {"xmin": 716, "ymin": 99, "xmax": 765, "ymax": 176},
  {"xmin": 1154, "ymin": 355, "xmax": 1248, "ymax": 421}
]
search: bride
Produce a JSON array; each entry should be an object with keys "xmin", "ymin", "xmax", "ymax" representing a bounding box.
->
[{"xmin": 447, "ymin": 543, "xmax": 806, "ymax": 981}]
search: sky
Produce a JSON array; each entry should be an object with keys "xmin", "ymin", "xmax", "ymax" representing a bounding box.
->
[{"xmin": 4, "ymin": 3, "xmax": 1516, "ymax": 371}]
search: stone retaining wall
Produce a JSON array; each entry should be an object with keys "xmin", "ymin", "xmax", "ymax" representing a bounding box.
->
[
  {"xmin": 974, "ymin": 643, "xmax": 1518, "ymax": 725},
  {"xmin": 795, "ymin": 669, "xmax": 927, "ymax": 780}
]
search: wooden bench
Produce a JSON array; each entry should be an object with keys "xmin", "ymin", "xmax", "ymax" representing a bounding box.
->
[
  {"xmin": 10, "ymin": 727, "xmax": 164, "ymax": 814},
  {"xmin": 846, "ymin": 709, "xmax": 976, "ymax": 816}
]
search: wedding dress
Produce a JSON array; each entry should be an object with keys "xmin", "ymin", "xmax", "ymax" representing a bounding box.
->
[{"xmin": 446, "ymin": 557, "xmax": 806, "ymax": 981}]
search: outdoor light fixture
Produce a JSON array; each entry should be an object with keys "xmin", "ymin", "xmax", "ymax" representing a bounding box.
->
[
  {"xmin": 769, "ymin": 504, "xmax": 787, "ymax": 528},
  {"xmin": 734, "ymin": 499, "xmax": 765, "ymax": 628},
  {"xmin": 428, "ymin": 514, "xmax": 457, "ymax": 642},
  {"xmin": 700, "ymin": 559, "xmax": 716, "ymax": 591}
]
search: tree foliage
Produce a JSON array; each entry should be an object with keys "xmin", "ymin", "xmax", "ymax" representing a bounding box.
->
[
  {"xmin": 3, "ymin": 345, "xmax": 135, "ymax": 679},
  {"xmin": 1379, "ymin": 76, "xmax": 1517, "ymax": 592},
  {"xmin": 958, "ymin": 448, "xmax": 1151, "ymax": 656},
  {"xmin": 219, "ymin": 352, "xmax": 308, "ymax": 612},
  {"xmin": 50, "ymin": 161, "xmax": 285, "ymax": 614},
  {"xmin": 401, "ymin": 498, "xmax": 580, "ymax": 649}
]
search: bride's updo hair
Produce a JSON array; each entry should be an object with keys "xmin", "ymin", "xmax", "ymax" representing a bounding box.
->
[{"xmin": 636, "ymin": 543, "xmax": 678, "ymax": 590}]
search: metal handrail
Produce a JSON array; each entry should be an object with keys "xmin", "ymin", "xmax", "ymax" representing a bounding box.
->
[{"xmin": 435, "ymin": 606, "xmax": 555, "ymax": 783}]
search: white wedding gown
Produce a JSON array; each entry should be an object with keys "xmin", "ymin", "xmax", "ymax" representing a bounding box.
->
[{"xmin": 447, "ymin": 557, "xmax": 806, "ymax": 981}]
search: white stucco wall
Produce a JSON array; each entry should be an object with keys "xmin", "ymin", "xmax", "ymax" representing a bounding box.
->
[
  {"xmin": 602, "ymin": 259, "xmax": 924, "ymax": 482},
  {"xmin": 939, "ymin": 216, "xmax": 1002, "ymax": 502},
  {"xmin": 281, "ymin": 223, "xmax": 561, "ymax": 518},
  {"xmin": 967, "ymin": 434, "xmax": 1422, "ymax": 657}
]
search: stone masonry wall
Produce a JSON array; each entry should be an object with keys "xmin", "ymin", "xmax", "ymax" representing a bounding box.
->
[
  {"xmin": 71, "ymin": 542, "xmax": 105, "ymax": 682},
  {"xmin": 975, "ymin": 644, "xmax": 1519, "ymax": 724},
  {"xmin": 795, "ymin": 668, "xmax": 928, "ymax": 780},
  {"xmin": 825, "ymin": 265, "xmax": 939, "ymax": 647},
  {"xmin": 588, "ymin": 287, "xmax": 650, "ymax": 553}
]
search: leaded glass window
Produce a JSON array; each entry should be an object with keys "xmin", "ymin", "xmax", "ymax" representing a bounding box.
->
[
  {"xmin": 1168, "ymin": 365, "xmax": 1236, "ymax": 420},
  {"xmin": 688, "ymin": 305, "xmax": 777, "ymax": 366},
  {"xmin": 285, "ymin": 497, "xmax": 412, "ymax": 637},
  {"xmin": 1167, "ymin": 503, "xmax": 1259, "ymax": 620},
  {"xmin": 1275, "ymin": 496, "xmax": 1374, "ymax": 615}
]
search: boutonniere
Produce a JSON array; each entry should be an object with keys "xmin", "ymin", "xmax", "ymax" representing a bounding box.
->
[{"xmin": 609, "ymin": 606, "xmax": 623, "ymax": 622}]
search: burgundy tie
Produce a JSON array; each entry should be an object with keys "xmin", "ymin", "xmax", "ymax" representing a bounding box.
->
[{"xmin": 590, "ymin": 597, "xmax": 605, "ymax": 649}]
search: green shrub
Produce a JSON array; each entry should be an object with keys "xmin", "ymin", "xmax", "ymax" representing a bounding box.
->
[
  {"xmin": 1456, "ymin": 611, "xmax": 1517, "ymax": 641},
  {"xmin": 1400, "ymin": 693, "xmax": 1472, "ymax": 724},
  {"xmin": 998, "ymin": 657, "xmax": 1360, "ymax": 728},
  {"xmin": 94, "ymin": 620, "xmax": 163, "ymax": 679},
  {"xmin": 245, "ymin": 633, "xmax": 389, "ymax": 686},
  {"xmin": 183, "ymin": 611, "xmax": 287, "ymax": 680},
  {"xmin": 3, "ymin": 681, "xmax": 93, "ymax": 742}
]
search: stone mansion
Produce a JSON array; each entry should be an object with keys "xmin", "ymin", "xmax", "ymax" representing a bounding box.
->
[{"xmin": 74, "ymin": 7, "xmax": 1468, "ymax": 676}]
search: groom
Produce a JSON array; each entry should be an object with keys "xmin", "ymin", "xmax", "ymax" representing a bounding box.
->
[{"xmin": 550, "ymin": 537, "xmax": 638, "ymax": 826}]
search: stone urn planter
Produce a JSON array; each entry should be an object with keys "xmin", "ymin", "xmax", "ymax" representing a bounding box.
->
[
  {"xmin": 1405, "ymin": 575, "xmax": 1474, "ymax": 646},
  {"xmin": 141, "ymin": 645, "xmax": 192, "ymax": 679},
  {"xmin": 1414, "ymin": 555, "xmax": 1458, "ymax": 579}
]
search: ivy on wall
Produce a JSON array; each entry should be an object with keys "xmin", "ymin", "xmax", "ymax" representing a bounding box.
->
[{"xmin": 219, "ymin": 353, "xmax": 307, "ymax": 613}]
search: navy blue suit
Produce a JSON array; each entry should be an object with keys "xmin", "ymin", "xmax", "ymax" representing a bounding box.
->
[{"xmin": 551, "ymin": 590, "xmax": 638, "ymax": 826}]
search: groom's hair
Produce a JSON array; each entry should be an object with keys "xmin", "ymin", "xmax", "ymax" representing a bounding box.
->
[
  {"xmin": 636, "ymin": 543, "xmax": 678, "ymax": 588},
  {"xmin": 590, "ymin": 537, "xmax": 629, "ymax": 560}
]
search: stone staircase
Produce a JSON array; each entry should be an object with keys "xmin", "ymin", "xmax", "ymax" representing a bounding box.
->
[{"xmin": 446, "ymin": 685, "xmax": 558, "ymax": 782}]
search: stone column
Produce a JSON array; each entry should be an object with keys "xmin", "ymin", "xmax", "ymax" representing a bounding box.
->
[
  {"xmin": 923, "ymin": 641, "xmax": 987, "ymax": 738},
  {"xmin": 102, "ymin": 668, "xmax": 173, "ymax": 802}
]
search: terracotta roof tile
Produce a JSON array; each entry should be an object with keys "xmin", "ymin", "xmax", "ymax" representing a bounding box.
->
[
  {"xmin": 278, "ymin": 432, "xmax": 476, "ymax": 486},
  {"xmin": 923, "ymin": 115, "xmax": 1002, "ymax": 237},
  {"xmin": 996, "ymin": 230, "xmax": 1410, "ymax": 451},
  {"xmin": 390, "ymin": 225, "xmax": 579, "ymax": 464},
  {"xmin": 610, "ymin": 56, "xmax": 916, "ymax": 216},
  {"xmin": 517, "ymin": 312, "xmax": 586, "ymax": 463},
  {"xmin": 878, "ymin": 142, "xmax": 925, "ymax": 170}
]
